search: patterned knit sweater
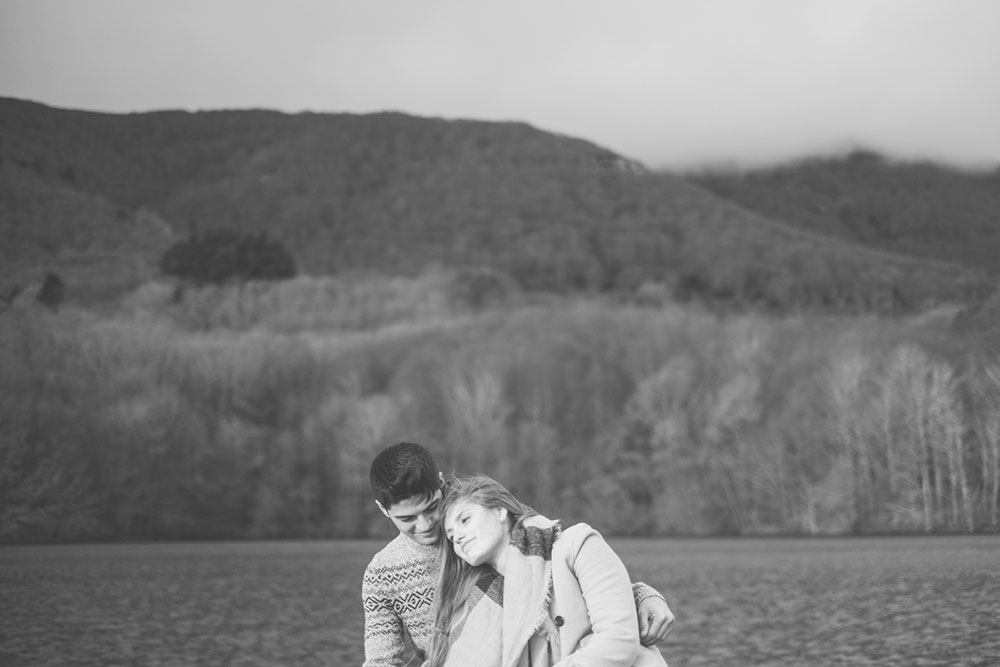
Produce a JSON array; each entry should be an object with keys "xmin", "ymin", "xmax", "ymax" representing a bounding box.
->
[
  {"xmin": 362, "ymin": 533, "xmax": 438, "ymax": 667},
  {"xmin": 361, "ymin": 532, "xmax": 664, "ymax": 666}
]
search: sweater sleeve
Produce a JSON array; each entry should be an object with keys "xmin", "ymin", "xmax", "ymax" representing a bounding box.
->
[
  {"xmin": 362, "ymin": 562, "xmax": 409, "ymax": 667},
  {"xmin": 631, "ymin": 581, "xmax": 665, "ymax": 608},
  {"xmin": 553, "ymin": 528, "xmax": 641, "ymax": 667}
]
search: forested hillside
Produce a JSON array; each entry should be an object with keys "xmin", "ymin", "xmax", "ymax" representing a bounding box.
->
[
  {"xmin": 688, "ymin": 150, "xmax": 1000, "ymax": 272},
  {"xmin": 4, "ymin": 99, "xmax": 1000, "ymax": 542},
  {"xmin": 3, "ymin": 275, "xmax": 999, "ymax": 541},
  {"xmin": 1, "ymin": 97, "xmax": 994, "ymax": 313}
]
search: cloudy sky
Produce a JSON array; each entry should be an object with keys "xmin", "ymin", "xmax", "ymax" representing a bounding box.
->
[{"xmin": 2, "ymin": 0, "xmax": 998, "ymax": 170}]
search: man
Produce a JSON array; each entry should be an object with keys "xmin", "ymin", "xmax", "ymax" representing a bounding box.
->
[{"xmin": 362, "ymin": 441, "xmax": 675, "ymax": 666}]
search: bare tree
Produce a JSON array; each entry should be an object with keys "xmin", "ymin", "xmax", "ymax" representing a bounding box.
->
[
  {"xmin": 828, "ymin": 351, "xmax": 871, "ymax": 528},
  {"xmin": 969, "ymin": 358, "xmax": 1000, "ymax": 528}
]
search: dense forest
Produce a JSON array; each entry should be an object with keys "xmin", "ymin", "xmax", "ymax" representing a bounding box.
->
[
  {"xmin": 2, "ymin": 98, "xmax": 1000, "ymax": 542},
  {"xmin": 3, "ymin": 273, "xmax": 1000, "ymax": 541}
]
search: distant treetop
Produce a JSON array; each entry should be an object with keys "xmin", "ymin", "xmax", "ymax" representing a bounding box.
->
[{"xmin": 160, "ymin": 230, "xmax": 296, "ymax": 286}]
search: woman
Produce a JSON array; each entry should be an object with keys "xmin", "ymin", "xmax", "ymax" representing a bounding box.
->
[{"xmin": 427, "ymin": 474, "xmax": 668, "ymax": 667}]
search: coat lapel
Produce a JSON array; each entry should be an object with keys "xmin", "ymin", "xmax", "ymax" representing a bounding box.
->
[{"xmin": 500, "ymin": 523, "xmax": 559, "ymax": 667}]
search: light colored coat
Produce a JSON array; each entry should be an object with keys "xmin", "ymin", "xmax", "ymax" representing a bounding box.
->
[
  {"xmin": 547, "ymin": 523, "xmax": 668, "ymax": 667},
  {"xmin": 438, "ymin": 520, "xmax": 668, "ymax": 667}
]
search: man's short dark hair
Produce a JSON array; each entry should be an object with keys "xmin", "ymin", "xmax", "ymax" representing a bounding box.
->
[{"xmin": 370, "ymin": 441, "xmax": 441, "ymax": 509}]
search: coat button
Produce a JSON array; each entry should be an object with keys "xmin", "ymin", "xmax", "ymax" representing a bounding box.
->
[{"xmin": 553, "ymin": 616, "xmax": 564, "ymax": 627}]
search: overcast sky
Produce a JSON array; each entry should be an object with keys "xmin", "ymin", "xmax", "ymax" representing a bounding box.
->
[{"xmin": 2, "ymin": 0, "xmax": 998, "ymax": 170}]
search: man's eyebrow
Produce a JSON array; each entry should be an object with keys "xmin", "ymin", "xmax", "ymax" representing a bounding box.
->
[{"xmin": 417, "ymin": 498, "xmax": 439, "ymax": 512}]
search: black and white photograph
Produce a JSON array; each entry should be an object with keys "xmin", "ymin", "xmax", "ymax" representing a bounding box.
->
[{"xmin": 2, "ymin": 1, "xmax": 999, "ymax": 665}]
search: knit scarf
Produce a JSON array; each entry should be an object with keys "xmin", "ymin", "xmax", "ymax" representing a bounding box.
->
[{"xmin": 441, "ymin": 521, "xmax": 560, "ymax": 667}]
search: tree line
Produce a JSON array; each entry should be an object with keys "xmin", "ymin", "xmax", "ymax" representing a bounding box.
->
[{"xmin": 1, "ymin": 274, "xmax": 998, "ymax": 543}]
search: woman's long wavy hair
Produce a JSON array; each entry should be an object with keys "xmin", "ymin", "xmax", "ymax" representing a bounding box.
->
[{"xmin": 426, "ymin": 474, "xmax": 537, "ymax": 667}]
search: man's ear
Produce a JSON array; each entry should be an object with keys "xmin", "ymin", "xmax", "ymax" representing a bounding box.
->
[
  {"xmin": 438, "ymin": 471, "xmax": 445, "ymax": 489},
  {"xmin": 375, "ymin": 499, "xmax": 390, "ymax": 518}
]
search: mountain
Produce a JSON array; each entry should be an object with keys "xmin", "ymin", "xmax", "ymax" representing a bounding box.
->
[
  {"xmin": 0, "ymin": 97, "xmax": 994, "ymax": 313},
  {"xmin": 686, "ymin": 150, "xmax": 1000, "ymax": 273}
]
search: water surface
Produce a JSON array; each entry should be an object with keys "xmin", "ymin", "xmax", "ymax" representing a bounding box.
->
[{"xmin": 1, "ymin": 536, "xmax": 997, "ymax": 666}]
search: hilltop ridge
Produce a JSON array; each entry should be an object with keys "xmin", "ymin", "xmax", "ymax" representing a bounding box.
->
[{"xmin": 1, "ymin": 97, "xmax": 994, "ymax": 312}]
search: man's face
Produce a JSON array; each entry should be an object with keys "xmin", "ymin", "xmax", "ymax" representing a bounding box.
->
[{"xmin": 379, "ymin": 489, "xmax": 443, "ymax": 546}]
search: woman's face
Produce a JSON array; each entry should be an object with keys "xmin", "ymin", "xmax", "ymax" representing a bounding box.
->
[{"xmin": 444, "ymin": 498, "xmax": 509, "ymax": 568}]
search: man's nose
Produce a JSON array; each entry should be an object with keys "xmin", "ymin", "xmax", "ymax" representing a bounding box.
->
[{"xmin": 415, "ymin": 514, "xmax": 432, "ymax": 532}]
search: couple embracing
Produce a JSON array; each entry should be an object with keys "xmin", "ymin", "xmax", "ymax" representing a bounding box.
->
[{"xmin": 362, "ymin": 442, "xmax": 673, "ymax": 667}]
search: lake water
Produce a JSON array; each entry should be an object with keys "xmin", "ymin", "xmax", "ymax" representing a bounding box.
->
[{"xmin": 1, "ymin": 536, "xmax": 998, "ymax": 666}]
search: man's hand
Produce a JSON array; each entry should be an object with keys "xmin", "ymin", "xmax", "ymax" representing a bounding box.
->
[{"xmin": 637, "ymin": 595, "xmax": 675, "ymax": 646}]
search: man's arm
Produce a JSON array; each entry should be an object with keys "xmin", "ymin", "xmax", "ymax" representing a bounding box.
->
[
  {"xmin": 362, "ymin": 565, "xmax": 410, "ymax": 667},
  {"xmin": 631, "ymin": 581, "xmax": 675, "ymax": 646}
]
